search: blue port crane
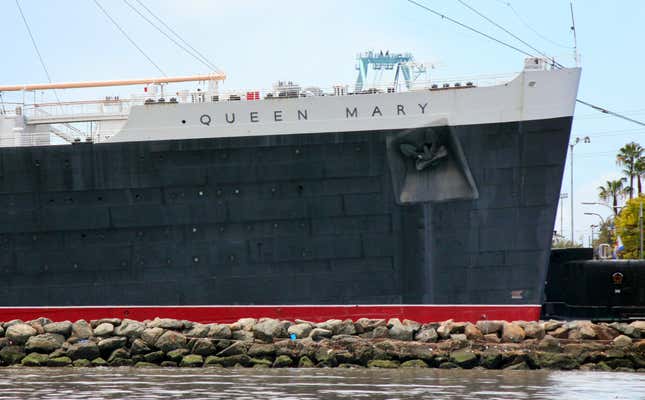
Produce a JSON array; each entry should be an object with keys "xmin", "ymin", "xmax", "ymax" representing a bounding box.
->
[{"xmin": 355, "ymin": 51, "xmax": 427, "ymax": 92}]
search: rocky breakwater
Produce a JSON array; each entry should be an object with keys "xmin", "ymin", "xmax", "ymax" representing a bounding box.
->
[{"xmin": 0, "ymin": 317, "xmax": 644, "ymax": 371}]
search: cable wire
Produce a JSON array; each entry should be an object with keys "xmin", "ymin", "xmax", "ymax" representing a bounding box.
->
[
  {"xmin": 93, "ymin": 0, "xmax": 166, "ymax": 76},
  {"xmin": 576, "ymin": 99, "xmax": 645, "ymax": 128},
  {"xmin": 455, "ymin": 0, "xmax": 564, "ymax": 69},
  {"xmin": 122, "ymin": 0, "xmax": 218, "ymax": 72},
  {"xmin": 15, "ymin": 0, "xmax": 63, "ymax": 106},
  {"xmin": 133, "ymin": 0, "xmax": 221, "ymax": 73},
  {"xmin": 501, "ymin": 1, "xmax": 574, "ymax": 49}
]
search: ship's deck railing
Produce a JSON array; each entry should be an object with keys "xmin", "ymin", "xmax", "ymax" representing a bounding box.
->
[{"xmin": 14, "ymin": 72, "xmax": 517, "ymax": 124}]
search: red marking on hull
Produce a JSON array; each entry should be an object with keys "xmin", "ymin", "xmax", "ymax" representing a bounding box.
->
[{"xmin": 0, "ymin": 305, "xmax": 541, "ymax": 323}]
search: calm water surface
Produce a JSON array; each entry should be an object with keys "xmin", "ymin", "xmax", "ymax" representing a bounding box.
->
[{"xmin": 0, "ymin": 368, "xmax": 643, "ymax": 400}]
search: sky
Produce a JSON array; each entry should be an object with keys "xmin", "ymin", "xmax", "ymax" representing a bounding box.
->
[{"xmin": 1, "ymin": 0, "xmax": 645, "ymax": 246}]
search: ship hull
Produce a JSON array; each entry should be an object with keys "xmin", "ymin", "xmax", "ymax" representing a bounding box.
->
[{"xmin": 0, "ymin": 116, "xmax": 572, "ymax": 322}]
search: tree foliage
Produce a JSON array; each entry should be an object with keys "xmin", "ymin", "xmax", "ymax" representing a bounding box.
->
[
  {"xmin": 616, "ymin": 142, "xmax": 643, "ymax": 199},
  {"xmin": 614, "ymin": 195, "xmax": 645, "ymax": 259},
  {"xmin": 597, "ymin": 178, "xmax": 629, "ymax": 215}
]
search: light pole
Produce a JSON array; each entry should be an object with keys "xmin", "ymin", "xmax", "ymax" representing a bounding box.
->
[
  {"xmin": 560, "ymin": 193, "xmax": 568, "ymax": 238},
  {"xmin": 570, "ymin": 136, "xmax": 590, "ymax": 243},
  {"xmin": 590, "ymin": 224, "xmax": 598, "ymax": 247}
]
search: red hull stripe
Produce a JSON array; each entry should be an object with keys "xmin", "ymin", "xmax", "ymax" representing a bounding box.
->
[{"xmin": 0, "ymin": 305, "xmax": 541, "ymax": 323}]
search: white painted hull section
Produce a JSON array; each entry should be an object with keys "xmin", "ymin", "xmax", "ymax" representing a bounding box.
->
[{"xmin": 112, "ymin": 68, "xmax": 581, "ymax": 143}]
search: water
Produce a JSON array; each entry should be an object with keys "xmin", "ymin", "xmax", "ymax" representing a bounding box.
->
[{"xmin": 0, "ymin": 368, "xmax": 643, "ymax": 399}]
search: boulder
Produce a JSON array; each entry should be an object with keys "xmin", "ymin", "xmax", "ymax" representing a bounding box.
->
[
  {"xmin": 437, "ymin": 320, "xmax": 454, "ymax": 338},
  {"xmin": 3, "ymin": 320, "xmax": 24, "ymax": 329},
  {"xmin": 609, "ymin": 322, "xmax": 641, "ymax": 339},
  {"xmin": 464, "ymin": 324, "xmax": 483, "ymax": 340},
  {"xmin": 480, "ymin": 349, "xmax": 502, "ymax": 369},
  {"xmin": 534, "ymin": 352, "xmax": 579, "ymax": 370},
  {"xmin": 180, "ymin": 354, "xmax": 203, "ymax": 367},
  {"xmin": 72, "ymin": 359, "xmax": 92, "ymax": 367},
  {"xmin": 130, "ymin": 338, "xmax": 152, "ymax": 355},
  {"xmin": 43, "ymin": 321, "xmax": 72, "ymax": 337},
  {"xmin": 450, "ymin": 350, "xmax": 478, "ymax": 368},
  {"xmin": 25, "ymin": 333, "xmax": 65, "ymax": 353},
  {"xmin": 248, "ymin": 343, "xmax": 276, "ymax": 358},
  {"xmin": 166, "ymin": 348, "xmax": 190, "ymax": 363},
  {"xmin": 0, "ymin": 345, "xmax": 25, "ymax": 364},
  {"xmin": 155, "ymin": 330, "xmax": 187, "ymax": 352},
  {"xmin": 401, "ymin": 359, "xmax": 429, "ymax": 368},
  {"xmin": 336, "ymin": 320, "xmax": 357, "ymax": 336},
  {"xmin": 143, "ymin": 351, "xmax": 165, "ymax": 364},
  {"xmin": 355, "ymin": 318, "xmax": 386, "ymax": 331},
  {"xmin": 523, "ymin": 322, "xmax": 545, "ymax": 339},
  {"xmin": 309, "ymin": 328, "xmax": 333, "ymax": 341},
  {"xmin": 92, "ymin": 318, "xmax": 122, "ymax": 328},
  {"xmin": 6, "ymin": 323, "xmax": 37, "ymax": 344},
  {"xmin": 192, "ymin": 338, "xmax": 216, "ymax": 356},
  {"xmin": 229, "ymin": 318, "xmax": 257, "ymax": 331},
  {"xmin": 71, "ymin": 320, "xmax": 93, "ymax": 339},
  {"xmin": 367, "ymin": 359, "xmax": 400, "ymax": 368},
  {"xmin": 98, "ymin": 336, "xmax": 128, "ymax": 355},
  {"xmin": 580, "ymin": 325, "xmax": 597, "ymax": 340},
  {"xmin": 66, "ymin": 342, "xmax": 100, "ymax": 361},
  {"xmin": 114, "ymin": 319, "xmax": 145, "ymax": 338},
  {"xmin": 185, "ymin": 323, "xmax": 210, "ymax": 338},
  {"xmin": 272, "ymin": 354, "xmax": 293, "ymax": 368},
  {"xmin": 484, "ymin": 333, "xmax": 501, "ymax": 343},
  {"xmin": 388, "ymin": 319, "xmax": 415, "ymax": 341},
  {"xmin": 148, "ymin": 318, "xmax": 184, "ymax": 330},
  {"xmin": 543, "ymin": 320, "xmax": 564, "ymax": 332},
  {"xmin": 108, "ymin": 348, "xmax": 132, "ymax": 366},
  {"xmin": 217, "ymin": 341, "xmax": 250, "ymax": 357},
  {"xmin": 298, "ymin": 356, "xmax": 315, "ymax": 368},
  {"xmin": 476, "ymin": 320, "xmax": 504, "ymax": 335},
  {"xmin": 550, "ymin": 326, "xmax": 570, "ymax": 339},
  {"xmin": 231, "ymin": 330, "xmax": 253, "ymax": 341},
  {"xmin": 141, "ymin": 327, "xmax": 165, "ymax": 347},
  {"xmin": 208, "ymin": 324, "xmax": 232, "ymax": 339},
  {"xmin": 288, "ymin": 323, "xmax": 312, "ymax": 339},
  {"xmin": 538, "ymin": 335, "xmax": 562, "ymax": 352},
  {"xmin": 629, "ymin": 321, "xmax": 645, "ymax": 331},
  {"xmin": 93, "ymin": 323, "xmax": 114, "ymax": 337},
  {"xmin": 21, "ymin": 352, "xmax": 49, "ymax": 366},
  {"xmin": 415, "ymin": 326, "xmax": 438, "ymax": 342},
  {"xmin": 501, "ymin": 323, "xmax": 525, "ymax": 343},
  {"xmin": 253, "ymin": 319, "xmax": 288, "ymax": 342},
  {"xmin": 613, "ymin": 335, "xmax": 633, "ymax": 348},
  {"xmin": 0, "ymin": 325, "xmax": 4, "ymax": 337},
  {"xmin": 47, "ymin": 356, "xmax": 72, "ymax": 367}
]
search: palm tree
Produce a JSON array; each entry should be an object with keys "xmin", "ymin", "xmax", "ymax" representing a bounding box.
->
[
  {"xmin": 635, "ymin": 157, "xmax": 645, "ymax": 196},
  {"xmin": 598, "ymin": 178, "xmax": 629, "ymax": 215},
  {"xmin": 616, "ymin": 142, "xmax": 643, "ymax": 199}
]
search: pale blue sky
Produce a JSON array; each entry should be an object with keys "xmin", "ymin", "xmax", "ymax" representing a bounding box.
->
[{"xmin": 2, "ymin": 0, "xmax": 644, "ymax": 244}]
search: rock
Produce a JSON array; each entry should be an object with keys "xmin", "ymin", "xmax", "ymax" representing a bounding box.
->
[
  {"xmin": 0, "ymin": 345, "xmax": 25, "ymax": 364},
  {"xmin": 550, "ymin": 326, "xmax": 570, "ymax": 339},
  {"xmin": 505, "ymin": 361, "xmax": 530, "ymax": 370},
  {"xmin": 538, "ymin": 335, "xmax": 561, "ymax": 352},
  {"xmin": 44, "ymin": 321, "xmax": 73, "ymax": 337},
  {"xmin": 192, "ymin": 338, "xmax": 216, "ymax": 356},
  {"xmin": 21, "ymin": 352, "xmax": 49, "ymax": 366},
  {"xmin": 592, "ymin": 324, "xmax": 621, "ymax": 340},
  {"xmin": 253, "ymin": 318, "xmax": 287, "ymax": 343},
  {"xmin": 438, "ymin": 361, "xmax": 459, "ymax": 369},
  {"xmin": 316, "ymin": 319, "xmax": 343, "ymax": 334},
  {"xmin": 401, "ymin": 359, "xmax": 428, "ymax": 368},
  {"xmin": 25, "ymin": 333, "xmax": 65, "ymax": 353},
  {"xmin": 502, "ymin": 323, "xmax": 525, "ymax": 343},
  {"xmin": 98, "ymin": 336, "xmax": 128, "ymax": 355},
  {"xmin": 230, "ymin": 318, "xmax": 257, "ymax": 331},
  {"xmin": 93, "ymin": 323, "xmax": 114, "ymax": 337},
  {"xmin": 48, "ymin": 356, "xmax": 72, "ymax": 367},
  {"xmin": 450, "ymin": 334, "xmax": 468, "ymax": 344},
  {"xmin": 66, "ymin": 342, "xmax": 100, "ymax": 361},
  {"xmin": 356, "ymin": 318, "xmax": 386, "ymax": 331},
  {"xmin": 217, "ymin": 341, "xmax": 250, "ymax": 357},
  {"xmin": 370, "ymin": 326, "xmax": 389, "ymax": 339},
  {"xmin": 464, "ymin": 324, "xmax": 483, "ymax": 340},
  {"xmin": 71, "ymin": 359, "xmax": 91, "ymax": 367},
  {"xmin": 180, "ymin": 354, "xmax": 203, "ymax": 367},
  {"xmin": 71, "ymin": 320, "xmax": 93, "ymax": 339},
  {"xmin": 143, "ymin": 351, "xmax": 164, "ymax": 364},
  {"xmin": 156, "ymin": 331, "xmax": 187, "ymax": 352},
  {"xmin": 609, "ymin": 322, "xmax": 641, "ymax": 339},
  {"xmin": 208, "ymin": 324, "xmax": 232, "ymax": 339},
  {"xmin": 580, "ymin": 325, "xmax": 597, "ymax": 340},
  {"xmin": 297, "ymin": 356, "xmax": 315, "ymax": 367},
  {"xmin": 93, "ymin": 318, "xmax": 122, "ymax": 328},
  {"xmin": 481, "ymin": 350, "xmax": 502, "ymax": 369},
  {"xmin": 166, "ymin": 348, "xmax": 190, "ymax": 363},
  {"xmin": 388, "ymin": 319, "xmax": 415, "ymax": 341},
  {"xmin": 141, "ymin": 327, "xmax": 165, "ymax": 347},
  {"xmin": 484, "ymin": 333, "xmax": 501, "ymax": 343},
  {"xmin": 543, "ymin": 320, "xmax": 564, "ymax": 332},
  {"xmin": 535, "ymin": 352, "xmax": 579, "ymax": 370},
  {"xmin": 630, "ymin": 321, "xmax": 645, "ymax": 331},
  {"xmin": 28, "ymin": 321, "xmax": 45, "ymax": 335},
  {"xmin": 309, "ymin": 328, "xmax": 333, "ymax": 341},
  {"xmin": 415, "ymin": 327, "xmax": 438, "ymax": 342},
  {"xmin": 613, "ymin": 335, "xmax": 633, "ymax": 348},
  {"xmin": 0, "ymin": 325, "xmax": 4, "ymax": 337},
  {"xmin": 204, "ymin": 354, "xmax": 251, "ymax": 367},
  {"xmin": 476, "ymin": 320, "xmax": 504, "ymax": 335},
  {"xmin": 273, "ymin": 355, "xmax": 293, "ymax": 368},
  {"xmin": 3, "ymin": 320, "xmax": 24, "ymax": 329},
  {"xmin": 114, "ymin": 319, "xmax": 145, "ymax": 338},
  {"xmin": 367, "ymin": 359, "xmax": 400, "ymax": 368},
  {"xmin": 288, "ymin": 323, "xmax": 312, "ymax": 339},
  {"xmin": 185, "ymin": 323, "xmax": 210, "ymax": 338},
  {"xmin": 336, "ymin": 320, "xmax": 357, "ymax": 336},
  {"xmin": 160, "ymin": 361, "xmax": 178, "ymax": 367},
  {"xmin": 523, "ymin": 322, "xmax": 545, "ymax": 339},
  {"xmin": 134, "ymin": 361, "xmax": 158, "ymax": 368},
  {"xmin": 130, "ymin": 338, "xmax": 153, "ymax": 355},
  {"xmin": 450, "ymin": 350, "xmax": 478, "ymax": 368},
  {"xmin": 231, "ymin": 330, "xmax": 253, "ymax": 341},
  {"xmin": 437, "ymin": 320, "xmax": 454, "ymax": 338},
  {"xmin": 6, "ymin": 323, "xmax": 37, "ymax": 344},
  {"xmin": 108, "ymin": 348, "xmax": 132, "ymax": 366},
  {"xmin": 148, "ymin": 318, "xmax": 184, "ymax": 330}
]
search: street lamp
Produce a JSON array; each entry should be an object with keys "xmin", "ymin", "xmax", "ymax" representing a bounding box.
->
[
  {"xmin": 584, "ymin": 212, "xmax": 605, "ymax": 225},
  {"xmin": 570, "ymin": 136, "xmax": 590, "ymax": 243},
  {"xmin": 590, "ymin": 224, "xmax": 598, "ymax": 248},
  {"xmin": 581, "ymin": 201, "xmax": 623, "ymax": 216}
]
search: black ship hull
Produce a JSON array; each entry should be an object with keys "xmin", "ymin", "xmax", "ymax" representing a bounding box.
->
[{"xmin": 0, "ymin": 116, "xmax": 572, "ymax": 322}]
